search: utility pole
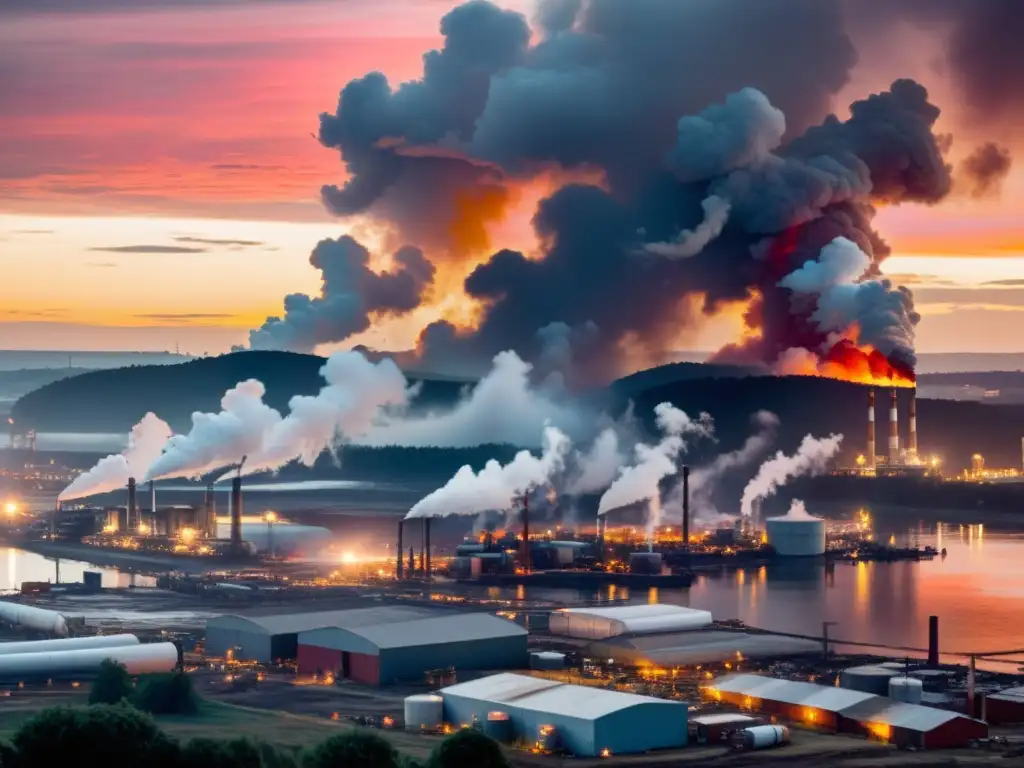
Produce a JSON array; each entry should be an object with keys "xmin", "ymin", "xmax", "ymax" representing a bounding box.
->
[{"xmin": 822, "ymin": 621, "xmax": 838, "ymax": 661}]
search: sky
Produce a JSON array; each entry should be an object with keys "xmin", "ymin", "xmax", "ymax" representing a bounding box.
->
[{"xmin": 1, "ymin": 0, "xmax": 1022, "ymax": 358}]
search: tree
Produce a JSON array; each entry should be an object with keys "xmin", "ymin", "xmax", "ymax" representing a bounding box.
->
[
  {"xmin": 427, "ymin": 730, "xmax": 509, "ymax": 768},
  {"xmin": 10, "ymin": 704, "xmax": 178, "ymax": 768},
  {"xmin": 302, "ymin": 731, "xmax": 400, "ymax": 768},
  {"xmin": 133, "ymin": 671, "xmax": 198, "ymax": 715},
  {"xmin": 178, "ymin": 737, "xmax": 297, "ymax": 768},
  {"xmin": 89, "ymin": 658, "xmax": 134, "ymax": 705}
]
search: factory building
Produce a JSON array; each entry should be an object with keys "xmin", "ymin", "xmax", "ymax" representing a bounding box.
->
[
  {"xmin": 591, "ymin": 630, "xmax": 820, "ymax": 667},
  {"xmin": 440, "ymin": 673, "xmax": 688, "ymax": 756},
  {"xmin": 706, "ymin": 674, "xmax": 987, "ymax": 748},
  {"xmin": 205, "ymin": 605, "xmax": 437, "ymax": 663},
  {"xmin": 296, "ymin": 613, "xmax": 527, "ymax": 686},
  {"xmin": 549, "ymin": 604, "xmax": 712, "ymax": 640},
  {"xmin": 983, "ymin": 687, "xmax": 1024, "ymax": 724}
]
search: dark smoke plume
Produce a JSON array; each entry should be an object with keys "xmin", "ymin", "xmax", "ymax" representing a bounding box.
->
[
  {"xmin": 958, "ymin": 142, "xmax": 1013, "ymax": 198},
  {"xmin": 246, "ymin": 236, "xmax": 433, "ymax": 353}
]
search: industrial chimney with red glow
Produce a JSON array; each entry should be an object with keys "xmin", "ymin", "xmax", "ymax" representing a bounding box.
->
[
  {"xmin": 867, "ymin": 390, "xmax": 876, "ymax": 471},
  {"xmin": 888, "ymin": 389, "xmax": 899, "ymax": 465}
]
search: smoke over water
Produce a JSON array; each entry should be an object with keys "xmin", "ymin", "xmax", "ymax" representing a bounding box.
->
[
  {"xmin": 231, "ymin": 0, "xmax": 1022, "ymax": 389},
  {"xmin": 59, "ymin": 413, "xmax": 172, "ymax": 501},
  {"xmin": 740, "ymin": 432, "xmax": 844, "ymax": 517}
]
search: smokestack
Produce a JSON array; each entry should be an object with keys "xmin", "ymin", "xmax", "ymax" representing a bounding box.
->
[
  {"xmin": 420, "ymin": 518, "xmax": 426, "ymax": 577},
  {"xmin": 127, "ymin": 477, "xmax": 137, "ymax": 531},
  {"xmin": 597, "ymin": 515, "xmax": 606, "ymax": 560},
  {"xmin": 908, "ymin": 389, "xmax": 918, "ymax": 460},
  {"xmin": 867, "ymin": 390, "xmax": 876, "ymax": 470},
  {"xmin": 888, "ymin": 389, "xmax": 899, "ymax": 465},
  {"xmin": 204, "ymin": 483, "xmax": 215, "ymax": 538},
  {"xmin": 396, "ymin": 520, "xmax": 404, "ymax": 580},
  {"xmin": 928, "ymin": 615, "xmax": 939, "ymax": 665},
  {"xmin": 521, "ymin": 494, "xmax": 530, "ymax": 573},
  {"xmin": 230, "ymin": 475, "xmax": 242, "ymax": 549},
  {"xmin": 149, "ymin": 481, "xmax": 156, "ymax": 533},
  {"xmin": 682, "ymin": 465, "xmax": 690, "ymax": 547},
  {"xmin": 424, "ymin": 517, "xmax": 432, "ymax": 582}
]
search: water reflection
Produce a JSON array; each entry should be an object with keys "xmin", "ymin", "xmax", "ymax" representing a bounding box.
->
[{"xmin": 0, "ymin": 547, "xmax": 156, "ymax": 591}]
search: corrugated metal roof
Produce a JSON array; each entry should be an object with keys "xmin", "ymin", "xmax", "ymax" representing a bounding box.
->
[
  {"xmin": 441, "ymin": 672, "xmax": 686, "ymax": 721},
  {"xmin": 331, "ymin": 613, "xmax": 526, "ymax": 649},
  {"xmin": 210, "ymin": 606, "xmax": 436, "ymax": 635},
  {"xmin": 691, "ymin": 713, "xmax": 759, "ymax": 726},
  {"xmin": 838, "ymin": 698, "xmax": 969, "ymax": 732},
  {"xmin": 988, "ymin": 686, "xmax": 1024, "ymax": 702},
  {"xmin": 710, "ymin": 674, "xmax": 876, "ymax": 711},
  {"xmin": 555, "ymin": 604, "xmax": 705, "ymax": 620},
  {"xmin": 596, "ymin": 630, "xmax": 820, "ymax": 665}
]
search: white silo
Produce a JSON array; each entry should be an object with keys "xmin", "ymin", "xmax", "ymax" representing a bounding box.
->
[
  {"xmin": 765, "ymin": 500, "xmax": 826, "ymax": 557},
  {"xmin": 404, "ymin": 694, "xmax": 443, "ymax": 731},
  {"xmin": 889, "ymin": 676, "xmax": 923, "ymax": 704}
]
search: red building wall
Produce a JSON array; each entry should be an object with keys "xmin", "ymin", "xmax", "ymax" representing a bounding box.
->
[
  {"xmin": 297, "ymin": 644, "xmax": 343, "ymax": 676},
  {"xmin": 347, "ymin": 652, "xmax": 380, "ymax": 685},
  {"xmin": 984, "ymin": 695, "xmax": 1024, "ymax": 725},
  {"xmin": 923, "ymin": 718, "xmax": 988, "ymax": 749}
]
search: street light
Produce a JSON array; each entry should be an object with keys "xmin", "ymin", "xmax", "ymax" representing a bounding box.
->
[{"xmin": 265, "ymin": 511, "xmax": 278, "ymax": 557}]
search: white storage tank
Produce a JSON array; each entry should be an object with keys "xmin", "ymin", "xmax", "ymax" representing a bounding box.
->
[
  {"xmin": 0, "ymin": 642, "xmax": 178, "ymax": 682},
  {"xmin": 0, "ymin": 634, "xmax": 139, "ymax": 656},
  {"xmin": 741, "ymin": 725, "xmax": 790, "ymax": 750},
  {"xmin": 0, "ymin": 601, "xmax": 69, "ymax": 637},
  {"xmin": 765, "ymin": 501, "xmax": 826, "ymax": 557},
  {"xmin": 404, "ymin": 694, "xmax": 443, "ymax": 731},
  {"xmin": 628, "ymin": 552, "xmax": 663, "ymax": 574},
  {"xmin": 840, "ymin": 665, "xmax": 900, "ymax": 696},
  {"xmin": 889, "ymin": 676, "xmax": 924, "ymax": 704}
]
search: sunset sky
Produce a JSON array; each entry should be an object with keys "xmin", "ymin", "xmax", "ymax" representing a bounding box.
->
[{"xmin": 1, "ymin": 0, "xmax": 1022, "ymax": 357}]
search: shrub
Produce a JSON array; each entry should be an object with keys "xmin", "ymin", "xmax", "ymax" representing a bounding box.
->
[
  {"xmin": 89, "ymin": 658, "xmax": 134, "ymax": 705},
  {"xmin": 427, "ymin": 730, "xmax": 509, "ymax": 768},
  {"xmin": 133, "ymin": 671, "xmax": 198, "ymax": 715},
  {"xmin": 178, "ymin": 737, "xmax": 297, "ymax": 768},
  {"xmin": 302, "ymin": 731, "xmax": 400, "ymax": 768}
]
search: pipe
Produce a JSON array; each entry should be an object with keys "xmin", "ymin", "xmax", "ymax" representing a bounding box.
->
[
  {"xmin": 230, "ymin": 476, "xmax": 243, "ymax": 549},
  {"xmin": 888, "ymin": 389, "xmax": 899, "ymax": 464},
  {"xmin": 908, "ymin": 389, "xmax": 918, "ymax": 459},
  {"xmin": 867, "ymin": 389, "xmax": 876, "ymax": 470},
  {"xmin": 127, "ymin": 477, "xmax": 137, "ymax": 532},
  {"xmin": 522, "ymin": 494, "xmax": 530, "ymax": 573},
  {"xmin": 682, "ymin": 465, "xmax": 690, "ymax": 546},
  {"xmin": 396, "ymin": 520, "xmax": 404, "ymax": 580},
  {"xmin": 424, "ymin": 517, "xmax": 431, "ymax": 582},
  {"xmin": 928, "ymin": 615, "xmax": 939, "ymax": 665}
]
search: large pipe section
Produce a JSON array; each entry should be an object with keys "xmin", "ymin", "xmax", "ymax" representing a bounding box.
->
[
  {"xmin": 0, "ymin": 634, "xmax": 138, "ymax": 656},
  {"xmin": 867, "ymin": 390, "xmax": 876, "ymax": 470},
  {"xmin": 230, "ymin": 475, "xmax": 243, "ymax": 549},
  {"xmin": 396, "ymin": 520, "xmax": 404, "ymax": 580},
  {"xmin": 0, "ymin": 600, "xmax": 69, "ymax": 637},
  {"xmin": 682, "ymin": 465, "xmax": 691, "ymax": 546},
  {"xmin": 908, "ymin": 389, "xmax": 918, "ymax": 460},
  {"xmin": 127, "ymin": 477, "xmax": 137, "ymax": 531},
  {"xmin": 888, "ymin": 389, "xmax": 899, "ymax": 464},
  {"xmin": 0, "ymin": 642, "xmax": 179, "ymax": 682}
]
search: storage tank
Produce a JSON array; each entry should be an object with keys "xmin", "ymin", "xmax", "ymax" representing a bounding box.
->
[
  {"xmin": 629, "ymin": 552, "xmax": 664, "ymax": 574},
  {"xmin": 889, "ymin": 676, "xmax": 924, "ymax": 704},
  {"xmin": 0, "ymin": 634, "xmax": 138, "ymax": 656},
  {"xmin": 536, "ymin": 724, "xmax": 558, "ymax": 751},
  {"xmin": 741, "ymin": 725, "xmax": 790, "ymax": 750},
  {"xmin": 530, "ymin": 651, "xmax": 566, "ymax": 670},
  {"xmin": 840, "ymin": 665, "xmax": 900, "ymax": 696},
  {"xmin": 404, "ymin": 694, "xmax": 443, "ymax": 731},
  {"xmin": 0, "ymin": 601, "xmax": 69, "ymax": 637},
  {"xmin": 765, "ymin": 501, "xmax": 826, "ymax": 556},
  {"xmin": 484, "ymin": 711, "xmax": 514, "ymax": 743},
  {"xmin": 0, "ymin": 642, "xmax": 178, "ymax": 682}
]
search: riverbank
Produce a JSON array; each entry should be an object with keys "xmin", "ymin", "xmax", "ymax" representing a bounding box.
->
[{"xmin": 12, "ymin": 539, "xmax": 252, "ymax": 576}]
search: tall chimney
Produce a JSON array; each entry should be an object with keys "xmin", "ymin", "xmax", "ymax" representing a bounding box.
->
[
  {"xmin": 888, "ymin": 389, "xmax": 899, "ymax": 465},
  {"xmin": 127, "ymin": 477, "xmax": 137, "ymax": 531},
  {"xmin": 230, "ymin": 475, "xmax": 243, "ymax": 549},
  {"xmin": 521, "ymin": 494, "xmax": 531, "ymax": 573},
  {"xmin": 420, "ymin": 518, "xmax": 426, "ymax": 577},
  {"xmin": 867, "ymin": 390, "xmax": 876, "ymax": 470},
  {"xmin": 149, "ymin": 481, "xmax": 156, "ymax": 533},
  {"xmin": 204, "ymin": 483, "xmax": 215, "ymax": 538},
  {"xmin": 908, "ymin": 389, "xmax": 918, "ymax": 460},
  {"xmin": 424, "ymin": 518, "xmax": 432, "ymax": 582},
  {"xmin": 597, "ymin": 515, "xmax": 606, "ymax": 561},
  {"xmin": 396, "ymin": 520, "xmax": 404, "ymax": 580},
  {"xmin": 928, "ymin": 615, "xmax": 939, "ymax": 665},
  {"xmin": 682, "ymin": 465, "xmax": 691, "ymax": 546}
]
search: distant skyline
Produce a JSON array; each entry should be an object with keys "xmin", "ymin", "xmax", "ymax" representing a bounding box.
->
[{"xmin": 1, "ymin": 0, "xmax": 1022, "ymax": 357}]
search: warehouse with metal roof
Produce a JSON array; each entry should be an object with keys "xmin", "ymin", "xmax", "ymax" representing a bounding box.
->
[
  {"xmin": 549, "ymin": 604, "xmax": 712, "ymax": 640},
  {"xmin": 706, "ymin": 674, "xmax": 987, "ymax": 748},
  {"xmin": 440, "ymin": 672, "xmax": 688, "ymax": 756},
  {"xmin": 297, "ymin": 613, "xmax": 528, "ymax": 685},
  {"xmin": 591, "ymin": 629, "xmax": 821, "ymax": 666},
  {"xmin": 205, "ymin": 605, "xmax": 437, "ymax": 662},
  {"xmin": 983, "ymin": 686, "xmax": 1024, "ymax": 724}
]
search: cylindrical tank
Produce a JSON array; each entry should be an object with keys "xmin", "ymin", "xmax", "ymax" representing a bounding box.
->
[
  {"xmin": 0, "ymin": 601, "xmax": 69, "ymax": 637},
  {"xmin": 0, "ymin": 634, "xmax": 138, "ymax": 656},
  {"xmin": 403, "ymin": 694, "xmax": 443, "ymax": 731},
  {"xmin": 629, "ymin": 552, "xmax": 663, "ymax": 574},
  {"xmin": 741, "ymin": 725, "xmax": 790, "ymax": 750},
  {"xmin": 765, "ymin": 515, "xmax": 826, "ymax": 556},
  {"xmin": 530, "ymin": 651, "xmax": 566, "ymax": 670},
  {"xmin": 456, "ymin": 543, "xmax": 485, "ymax": 556},
  {"xmin": 0, "ymin": 642, "xmax": 178, "ymax": 682},
  {"xmin": 840, "ymin": 665, "xmax": 900, "ymax": 696},
  {"xmin": 889, "ymin": 676, "xmax": 924, "ymax": 704},
  {"xmin": 536, "ymin": 724, "xmax": 558, "ymax": 751},
  {"xmin": 484, "ymin": 711, "xmax": 514, "ymax": 743}
]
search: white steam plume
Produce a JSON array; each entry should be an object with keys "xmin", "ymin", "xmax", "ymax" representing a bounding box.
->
[
  {"xmin": 740, "ymin": 432, "xmax": 844, "ymax": 517},
  {"xmin": 644, "ymin": 195, "xmax": 731, "ymax": 258},
  {"xmin": 597, "ymin": 403, "xmax": 713, "ymax": 529},
  {"xmin": 58, "ymin": 412, "xmax": 172, "ymax": 501},
  {"xmin": 363, "ymin": 350, "xmax": 586, "ymax": 448},
  {"xmin": 566, "ymin": 427, "xmax": 623, "ymax": 495},
  {"xmin": 665, "ymin": 410, "xmax": 779, "ymax": 522},
  {"xmin": 404, "ymin": 425, "xmax": 571, "ymax": 519},
  {"xmin": 237, "ymin": 351, "xmax": 411, "ymax": 477},
  {"xmin": 144, "ymin": 380, "xmax": 282, "ymax": 482}
]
